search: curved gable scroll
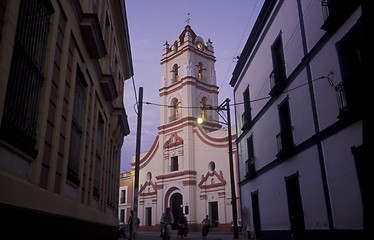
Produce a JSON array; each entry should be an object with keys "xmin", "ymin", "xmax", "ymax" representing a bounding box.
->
[
  {"xmin": 198, "ymin": 170, "xmax": 226, "ymax": 189},
  {"xmin": 164, "ymin": 132, "xmax": 183, "ymax": 148}
]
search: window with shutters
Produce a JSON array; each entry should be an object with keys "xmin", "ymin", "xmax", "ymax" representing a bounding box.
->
[
  {"xmin": 0, "ymin": 0, "xmax": 54, "ymax": 158},
  {"xmin": 67, "ymin": 69, "xmax": 87, "ymax": 186}
]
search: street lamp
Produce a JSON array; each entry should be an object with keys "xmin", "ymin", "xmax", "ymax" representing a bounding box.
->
[{"xmin": 198, "ymin": 98, "xmax": 239, "ymax": 239}]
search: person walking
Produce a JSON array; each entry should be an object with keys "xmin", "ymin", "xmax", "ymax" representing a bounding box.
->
[
  {"xmin": 160, "ymin": 208, "xmax": 174, "ymax": 239},
  {"xmin": 178, "ymin": 213, "xmax": 188, "ymax": 238},
  {"xmin": 128, "ymin": 210, "xmax": 139, "ymax": 240},
  {"xmin": 202, "ymin": 215, "xmax": 210, "ymax": 239}
]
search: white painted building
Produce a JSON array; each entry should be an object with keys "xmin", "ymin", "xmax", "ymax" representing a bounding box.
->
[
  {"xmin": 230, "ymin": 0, "xmax": 367, "ymax": 239},
  {"xmin": 132, "ymin": 25, "xmax": 240, "ymax": 232}
]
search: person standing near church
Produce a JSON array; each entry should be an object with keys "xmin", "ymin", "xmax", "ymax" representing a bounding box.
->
[
  {"xmin": 202, "ymin": 215, "xmax": 211, "ymax": 239},
  {"xmin": 160, "ymin": 208, "xmax": 174, "ymax": 238},
  {"xmin": 128, "ymin": 210, "xmax": 139, "ymax": 240}
]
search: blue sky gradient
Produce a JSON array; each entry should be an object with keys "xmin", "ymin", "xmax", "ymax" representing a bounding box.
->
[{"xmin": 121, "ymin": 0, "xmax": 265, "ymax": 171}]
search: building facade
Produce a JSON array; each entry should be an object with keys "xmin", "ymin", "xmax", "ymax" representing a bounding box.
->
[
  {"xmin": 119, "ymin": 171, "xmax": 134, "ymax": 226},
  {"xmin": 230, "ymin": 0, "xmax": 367, "ymax": 239},
  {"xmin": 0, "ymin": 0, "xmax": 133, "ymax": 239},
  {"xmin": 133, "ymin": 25, "xmax": 240, "ymax": 232}
]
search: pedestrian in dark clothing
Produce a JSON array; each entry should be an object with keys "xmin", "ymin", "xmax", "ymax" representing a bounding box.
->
[
  {"xmin": 128, "ymin": 210, "xmax": 140, "ymax": 240},
  {"xmin": 178, "ymin": 213, "xmax": 188, "ymax": 237},
  {"xmin": 202, "ymin": 215, "xmax": 210, "ymax": 239}
]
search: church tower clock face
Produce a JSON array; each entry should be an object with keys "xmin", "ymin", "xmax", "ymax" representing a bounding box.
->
[{"xmin": 197, "ymin": 42, "xmax": 204, "ymax": 51}]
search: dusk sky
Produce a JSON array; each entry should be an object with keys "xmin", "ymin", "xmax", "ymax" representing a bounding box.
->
[{"xmin": 120, "ymin": 0, "xmax": 265, "ymax": 172}]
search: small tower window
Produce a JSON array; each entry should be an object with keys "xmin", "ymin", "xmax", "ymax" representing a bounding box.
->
[
  {"xmin": 200, "ymin": 97, "xmax": 210, "ymax": 121},
  {"xmin": 174, "ymin": 41, "xmax": 178, "ymax": 52},
  {"xmin": 170, "ymin": 98, "xmax": 181, "ymax": 122},
  {"xmin": 197, "ymin": 62, "xmax": 205, "ymax": 81},
  {"xmin": 171, "ymin": 64, "xmax": 179, "ymax": 83}
]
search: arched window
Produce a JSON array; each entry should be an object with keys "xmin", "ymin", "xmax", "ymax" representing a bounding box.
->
[
  {"xmin": 172, "ymin": 64, "xmax": 179, "ymax": 83},
  {"xmin": 174, "ymin": 41, "xmax": 178, "ymax": 52},
  {"xmin": 200, "ymin": 97, "xmax": 211, "ymax": 121},
  {"xmin": 208, "ymin": 161, "xmax": 216, "ymax": 171},
  {"xmin": 197, "ymin": 62, "xmax": 205, "ymax": 80},
  {"xmin": 146, "ymin": 172, "xmax": 152, "ymax": 181},
  {"xmin": 170, "ymin": 98, "xmax": 181, "ymax": 122}
]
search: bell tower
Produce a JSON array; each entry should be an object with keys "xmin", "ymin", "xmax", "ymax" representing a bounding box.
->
[
  {"xmin": 135, "ymin": 24, "xmax": 239, "ymax": 231},
  {"xmin": 159, "ymin": 25, "xmax": 221, "ymax": 132}
]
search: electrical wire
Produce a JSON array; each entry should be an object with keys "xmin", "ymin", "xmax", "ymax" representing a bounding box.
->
[
  {"xmin": 142, "ymin": 73, "xmax": 334, "ymax": 109},
  {"xmin": 131, "ymin": 75, "xmax": 138, "ymax": 114}
]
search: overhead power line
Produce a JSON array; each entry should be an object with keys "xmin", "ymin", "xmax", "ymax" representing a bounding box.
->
[{"xmin": 143, "ymin": 73, "xmax": 334, "ymax": 109}]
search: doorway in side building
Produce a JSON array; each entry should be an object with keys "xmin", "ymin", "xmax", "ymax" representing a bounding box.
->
[
  {"xmin": 251, "ymin": 190, "xmax": 262, "ymax": 240},
  {"xmin": 286, "ymin": 173, "xmax": 305, "ymax": 240},
  {"xmin": 145, "ymin": 207, "xmax": 152, "ymax": 227},
  {"xmin": 209, "ymin": 201, "xmax": 219, "ymax": 227}
]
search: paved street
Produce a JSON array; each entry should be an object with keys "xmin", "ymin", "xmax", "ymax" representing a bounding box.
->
[{"xmin": 121, "ymin": 231, "xmax": 244, "ymax": 240}]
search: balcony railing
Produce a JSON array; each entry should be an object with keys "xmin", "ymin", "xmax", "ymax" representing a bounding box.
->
[
  {"xmin": 276, "ymin": 128, "xmax": 295, "ymax": 158},
  {"xmin": 241, "ymin": 111, "xmax": 252, "ymax": 131},
  {"xmin": 335, "ymin": 81, "xmax": 348, "ymax": 115},
  {"xmin": 320, "ymin": 0, "xmax": 361, "ymax": 31},
  {"xmin": 245, "ymin": 157, "xmax": 256, "ymax": 179},
  {"xmin": 269, "ymin": 63, "xmax": 287, "ymax": 96},
  {"xmin": 321, "ymin": 0, "xmax": 330, "ymax": 22}
]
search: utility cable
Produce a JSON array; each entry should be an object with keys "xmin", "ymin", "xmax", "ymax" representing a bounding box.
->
[{"xmin": 142, "ymin": 73, "xmax": 334, "ymax": 109}]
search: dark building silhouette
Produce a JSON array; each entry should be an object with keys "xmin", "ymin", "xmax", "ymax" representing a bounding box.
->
[{"xmin": 0, "ymin": 0, "xmax": 133, "ymax": 239}]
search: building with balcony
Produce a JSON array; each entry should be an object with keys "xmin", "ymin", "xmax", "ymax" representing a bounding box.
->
[
  {"xmin": 230, "ymin": 0, "xmax": 367, "ymax": 239},
  {"xmin": 119, "ymin": 171, "xmax": 134, "ymax": 226},
  {"xmin": 0, "ymin": 0, "xmax": 133, "ymax": 239}
]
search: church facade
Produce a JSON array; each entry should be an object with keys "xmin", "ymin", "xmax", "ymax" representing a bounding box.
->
[{"xmin": 133, "ymin": 25, "xmax": 239, "ymax": 232}]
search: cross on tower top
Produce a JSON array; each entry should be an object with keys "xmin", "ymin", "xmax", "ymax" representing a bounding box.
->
[{"xmin": 185, "ymin": 13, "xmax": 190, "ymax": 25}]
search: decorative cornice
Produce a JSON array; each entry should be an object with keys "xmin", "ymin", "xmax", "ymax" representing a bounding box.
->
[
  {"xmin": 159, "ymin": 77, "xmax": 219, "ymax": 97},
  {"xmin": 164, "ymin": 132, "xmax": 183, "ymax": 149},
  {"xmin": 160, "ymin": 45, "xmax": 216, "ymax": 64},
  {"xmin": 131, "ymin": 135, "xmax": 159, "ymax": 169},
  {"xmin": 198, "ymin": 170, "xmax": 226, "ymax": 189},
  {"xmin": 155, "ymin": 170, "xmax": 197, "ymax": 180},
  {"xmin": 139, "ymin": 180, "xmax": 157, "ymax": 196},
  {"xmin": 182, "ymin": 180, "xmax": 197, "ymax": 186},
  {"xmin": 158, "ymin": 117, "xmax": 197, "ymax": 134}
]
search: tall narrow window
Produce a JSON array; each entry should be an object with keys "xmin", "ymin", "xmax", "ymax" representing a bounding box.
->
[
  {"xmin": 242, "ymin": 87, "xmax": 252, "ymax": 130},
  {"xmin": 336, "ymin": 23, "xmax": 363, "ymax": 118},
  {"xmin": 67, "ymin": 69, "xmax": 87, "ymax": 185},
  {"xmin": 245, "ymin": 135, "xmax": 255, "ymax": 179},
  {"xmin": 120, "ymin": 209, "xmax": 125, "ymax": 223},
  {"xmin": 170, "ymin": 98, "xmax": 180, "ymax": 122},
  {"xmin": 120, "ymin": 189, "xmax": 126, "ymax": 204},
  {"xmin": 197, "ymin": 62, "xmax": 205, "ymax": 80},
  {"xmin": 200, "ymin": 97, "xmax": 208, "ymax": 120},
  {"xmin": 171, "ymin": 64, "xmax": 179, "ymax": 83},
  {"xmin": 269, "ymin": 34, "xmax": 287, "ymax": 96},
  {"xmin": 1, "ymin": 0, "xmax": 54, "ymax": 157},
  {"xmin": 171, "ymin": 156, "xmax": 178, "ymax": 171},
  {"xmin": 174, "ymin": 41, "xmax": 178, "ymax": 52},
  {"xmin": 277, "ymin": 98, "xmax": 294, "ymax": 154},
  {"xmin": 94, "ymin": 115, "xmax": 104, "ymax": 198}
]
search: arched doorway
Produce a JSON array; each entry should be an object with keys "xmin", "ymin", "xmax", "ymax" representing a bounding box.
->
[{"xmin": 170, "ymin": 192, "xmax": 183, "ymax": 229}]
